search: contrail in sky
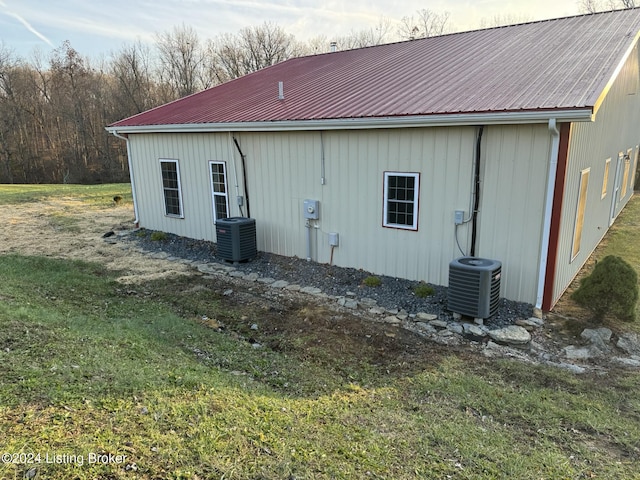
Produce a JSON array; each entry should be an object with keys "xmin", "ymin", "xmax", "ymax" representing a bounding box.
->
[{"xmin": 0, "ymin": 0, "xmax": 55, "ymax": 47}]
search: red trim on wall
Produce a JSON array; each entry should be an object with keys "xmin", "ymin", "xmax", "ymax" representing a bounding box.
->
[{"xmin": 542, "ymin": 122, "xmax": 571, "ymax": 311}]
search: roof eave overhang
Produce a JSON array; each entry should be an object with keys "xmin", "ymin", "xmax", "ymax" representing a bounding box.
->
[{"xmin": 106, "ymin": 108, "xmax": 594, "ymax": 134}]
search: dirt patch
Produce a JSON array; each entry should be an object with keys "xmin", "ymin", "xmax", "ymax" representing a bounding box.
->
[{"xmin": 1, "ymin": 199, "xmax": 192, "ymax": 283}]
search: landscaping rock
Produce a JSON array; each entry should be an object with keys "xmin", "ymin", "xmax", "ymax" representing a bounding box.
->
[
  {"xmin": 611, "ymin": 356, "xmax": 640, "ymax": 368},
  {"xmin": 447, "ymin": 323, "xmax": 464, "ymax": 335},
  {"xmin": 581, "ymin": 328, "xmax": 612, "ymax": 347},
  {"xmin": 429, "ymin": 319, "xmax": 449, "ymax": 329},
  {"xmin": 269, "ymin": 280, "xmax": 289, "ymax": 289},
  {"xmin": 337, "ymin": 297, "xmax": 358, "ymax": 309},
  {"xmin": 359, "ymin": 297, "xmax": 378, "ymax": 307},
  {"xmin": 544, "ymin": 361, "xmax": 587, "ymax": 374},
  {"xmin": 300, "ymin": 286, "xmax": 323, "ymax": 295},
  {"xmin": 416, "ymin": 312, "xmax": 438, "ymax": 321},
  {"xmin": 564, "ymin": 345, "xmax": 603, "ymax": 360},
  {"xmin": 463, "ymin": 323, "xmax": 487, "ymax": 340},
  {"xmin": 384, "ymin": 315, "xmax": 401, "ymax": 325},
  {"xmin": 516, "ymin": 318, "xmax": 544, "ymax": 330},
  {"xmin": 488, "ymin": 325, "xmax": 531, "ymax": 346},
  {"xmin": 616, "ymin": 332, "xmax": 640, "ymax": 356},
  {"xmin": 257, "ymin": 277, "xmax": 276, "ymax": 284}
]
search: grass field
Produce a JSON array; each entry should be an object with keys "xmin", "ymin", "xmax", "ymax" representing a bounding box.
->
[{"xmin": 1, "ymin": 184, "xmax": 640, "ymax": 479}]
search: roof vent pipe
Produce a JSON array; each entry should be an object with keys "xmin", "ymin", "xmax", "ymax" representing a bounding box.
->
[
  {"xmin": 278, "ymin": 81, "xmax": 284, "ymax": 100},
  {"xmin": 330, "ymin": 41, "xmax": 337, "ymax": 52}
]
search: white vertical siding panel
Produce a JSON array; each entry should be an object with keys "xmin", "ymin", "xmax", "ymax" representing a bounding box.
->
[
  {"xmin": 553, "ymin": 43, "xmax": 640, "ymax": 304},
  {"xmin": 127, "ymin": 132, "xmax": 234, "ymax": 243},
  {"xmin": 477, "ymin": 124, "xmax": 550, "ymax": 303},
  {"xmin": 318, "ymin": 127, "xmax": 476, "ymax": 285}
]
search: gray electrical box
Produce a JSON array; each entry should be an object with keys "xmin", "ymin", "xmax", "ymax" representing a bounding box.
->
[
  {"xmin": 328, "ymin": 232, "xmax": 339, "ymax": 246},
  {"xmin": 303, "ymin": 199, "xmax": 319, "ymax": 219}
]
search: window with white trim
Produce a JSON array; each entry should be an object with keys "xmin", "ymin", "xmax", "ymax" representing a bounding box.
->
[
  {"xmin": 160, "ymin": 159, "xmax": 183, "ymax": 217},
  {"xmin": 209, "ymin": 161, "xmax": 229, "ymax": 222},
  {"xmin": 383, "ymin": 172, "xmax": 420, "ymax": 230}
]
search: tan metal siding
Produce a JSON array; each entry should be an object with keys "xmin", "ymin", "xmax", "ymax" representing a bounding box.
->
[
  {"xmin": 128, "ymin": 132, "xmax": 240, "ymax": 242},
  {"xmin": 552, "ymin": 43, "xmax": 640, "ymax": 304},
  {"xmin": 236, "ymin": 128, "xmax": 476, "ymax": 287},
  {"xmin": 476, "ymin": 124, "xmax": 551, "ymax": 303}
]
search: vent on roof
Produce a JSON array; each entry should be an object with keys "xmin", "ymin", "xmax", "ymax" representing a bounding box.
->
[
  {"xmin": 278, "ymin": 81, "xmax": 284, "ymax": 100},
  {"xmin": 448, "ymin": 257, "xmax": 501, "ymax": 319},
  {"xmin": 216, "ymin": 217, "xmax": 257, "ymax": 262}
]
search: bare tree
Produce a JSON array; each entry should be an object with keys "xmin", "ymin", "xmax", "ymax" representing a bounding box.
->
[
  {"xmin": 212, "ymin": 22, "xmax": 301, "ymax": 80},
  {"xmin": 110, "ymin": 41, "xmax": 156, "ymax": 115},
  {"xmin": 155, "ymin": 24, "xmax": 206, "ymax": 99},
  {"xmin": 578, "ymin": 0, "xmax": 636, "ymax": 12},
  {"xmin": 331, "ymin": 17, "xmax": 394, "ymax": 50},
  {"xmin": 397, "ymin": 9, "xmax": 451, "ymax": 40},
  {"xmin": 478, "ymin": 13, "xmax": 533, "ymax": 29}
]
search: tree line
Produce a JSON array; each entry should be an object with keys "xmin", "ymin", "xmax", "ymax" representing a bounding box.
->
[{"xmin": 0, "ymin": 2, "xmax": 633, "ymax": 184}]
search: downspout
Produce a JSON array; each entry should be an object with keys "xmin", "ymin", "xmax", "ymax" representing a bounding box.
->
[
  {"xmin": 536, "ymin": 119, "xmax": 560, "ymax": 311},
  {"xmin": 111, "ymin": 131, "xmax": 139, "ymax": 226}
]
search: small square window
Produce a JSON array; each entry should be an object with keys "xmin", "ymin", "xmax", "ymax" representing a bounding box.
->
[{"xmin": 383, "ymin": 172, "xmax": 420, "ymax": 230}]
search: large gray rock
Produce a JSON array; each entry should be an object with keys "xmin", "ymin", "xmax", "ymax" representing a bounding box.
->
[
  {"xmin": 463, "ymin": 323, "xmax": 487, "ymax": 340},
  {"xmin": 616, "ymin": 332, "xmax": 640, "ymax": 356},
  {"xmin": 581, "ymin": 328, "xmax": 612, "ymax": 347},
  {"xmin": 563, "ymin": 345, "xmax": 604, "ymax": 360},
  {"xmin": 488, "ymin": 325, "xmax": 531, "ymax": 346}
]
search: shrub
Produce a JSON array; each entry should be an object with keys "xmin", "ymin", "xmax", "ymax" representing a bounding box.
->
[
  {"xmin": 363, "ymin": 275, "xmax": 382, "ymax": 287},
  {"xmin": 150, "ymin": 231, "xmax": 168, "ymax": 242},
  {"xmin": 414, "ymin": 283, "xmax": 435, "ymax": 298},
  {"xmin": 571, "ymin": 255, "xmax": 638, "ymax": 322}
]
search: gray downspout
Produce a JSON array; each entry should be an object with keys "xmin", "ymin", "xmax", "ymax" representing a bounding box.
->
[{"xmin": 535, "ymin": 119, "xmax": 560, "ymax": 311}]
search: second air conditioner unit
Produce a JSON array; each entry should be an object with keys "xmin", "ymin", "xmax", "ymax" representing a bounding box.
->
[{"xmin": 448, "ymin": 256, "xmax": 501, "ymax": 319}]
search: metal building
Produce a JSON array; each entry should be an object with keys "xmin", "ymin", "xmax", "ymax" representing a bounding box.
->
[{"xmin": 107, "ymin": 9, "xmax": 640, "ymax": 310}]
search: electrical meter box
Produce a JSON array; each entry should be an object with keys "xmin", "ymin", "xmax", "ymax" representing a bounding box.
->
[{"xmin": 303, "ymin": 199, "xmax": 319, "ymax": 219}]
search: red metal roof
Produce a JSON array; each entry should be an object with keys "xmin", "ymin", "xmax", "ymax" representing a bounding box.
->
[{"xmin": 110, "ymin": 9, "xmax": 640, "ymax": 128}]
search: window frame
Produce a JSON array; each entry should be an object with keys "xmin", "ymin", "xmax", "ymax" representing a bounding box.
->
[
  {"xmin": 382, "ymin": 171, "xmax": 420, "ymax": 231},
  {"xmin": 209, "ymin": 160, "xmax": 230, "ymax": 223},
  {"xmin": 571, "ymin": 168, "xmax": 590, "ymax": 262},
  {"xmin": 601, "ymin": 157, "xmax": 611, "ymax": 199},
  {"xmin": 159, "ymin": 158, "xmax": 184, "ymax": 218},
  {"xmin": 621, "ymin": 149, "xmax": 632, "ymax": 199}
]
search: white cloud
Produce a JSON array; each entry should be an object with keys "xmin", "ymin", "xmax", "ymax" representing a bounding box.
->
[{"xmin": 0, "ymin": 0, "xmax": 54, "ymax": 47}]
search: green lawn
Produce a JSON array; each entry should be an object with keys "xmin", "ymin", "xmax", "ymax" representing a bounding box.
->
[{"xmin": 1, "ymin": 185, "xmax": 639, "ymax": 479}]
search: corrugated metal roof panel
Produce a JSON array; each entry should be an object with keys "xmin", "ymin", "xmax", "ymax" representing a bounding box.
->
[{"xmin": 110, "ymin": 9, "xmax": 640, "ymax": 128}]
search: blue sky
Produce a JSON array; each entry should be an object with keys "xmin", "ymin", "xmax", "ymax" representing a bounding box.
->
[{"xmin": 0, "ymin": 0, "xmax": 581, "ymax": 59}]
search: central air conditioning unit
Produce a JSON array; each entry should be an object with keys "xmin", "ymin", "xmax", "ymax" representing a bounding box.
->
[
  {"xmin": 448, "ymin": 257, "xmax": 502, "ymax": 319},
  {"xmin": 215, "ymin": 217, "xmax": 257, "ymax": 262}
]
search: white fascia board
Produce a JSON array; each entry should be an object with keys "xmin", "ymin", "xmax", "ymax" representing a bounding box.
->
[{"xmin": 106, "ymin": 108, "xmax": 593, "ymax": 135}]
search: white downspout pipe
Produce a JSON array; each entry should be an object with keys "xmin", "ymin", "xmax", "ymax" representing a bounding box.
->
[
  {"xmin": 535, "ymin": 119, "xmax": 560, "ymax": 311},
  {"xmin": 111, "ymin": 131, "xmax": 139, "ymax": 226}
]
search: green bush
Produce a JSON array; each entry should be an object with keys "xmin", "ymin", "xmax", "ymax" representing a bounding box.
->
[
  {"xmin": 414, "ymin": 283, "xmax": 435, "ymax": 298},
  {"xmin": 363, "ymin": 275, "xmax": 382, "ymax": 287},
  {"xmin": 150, "ymin": 231, "xmax": 168, "ymax": 242},
  {"xmin": 571, "ymin": 255, "xmax": 638, "ymax": 322}
]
